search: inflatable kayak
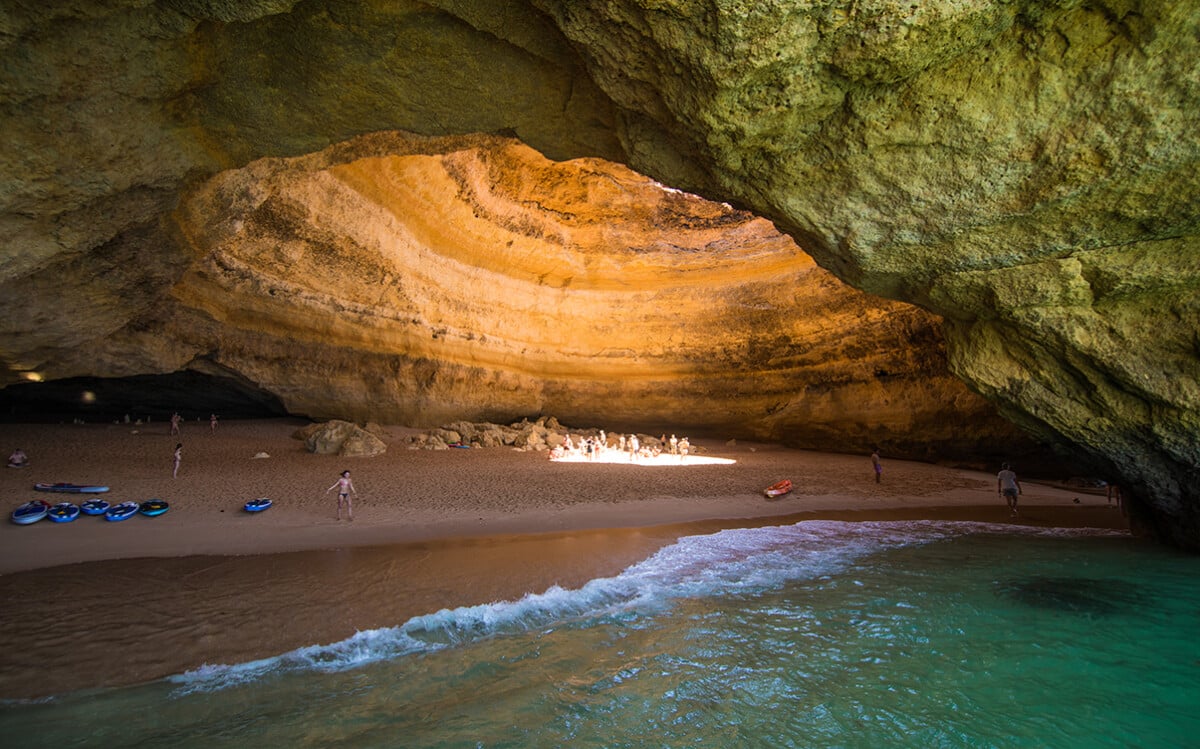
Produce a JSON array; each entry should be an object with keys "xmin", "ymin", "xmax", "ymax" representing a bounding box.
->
[
  {"xmin": 12, "ymin": 500, "xmax": 49, "ymax": 525},
  {"xmin": 47, "ymin": 502, "xmax": 81, "ymax": 523},
  {"xmin": 105, "ymin": 501, "xmax": 140, "ymax": 522},
  {"xmin": 244, "ymin": 497, "xmax": 272, "ymax": 513},
  {"xmin": 34, "ymin": 483, "xmax": 110, "ymax": 494},
  {"xmin": 138, "ymin": 499, "xmax": 169, "ymax": 517},
  {"xmin": 763, "ymin": 479, "xmax": 794, "ymax": 498},
  {"xmin": 80, "ymin": 499, "xmax": 111, "ymax": 516}
]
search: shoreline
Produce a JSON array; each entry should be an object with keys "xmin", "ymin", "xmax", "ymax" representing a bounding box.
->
[
  {"xmin": 1, "ymin": 418, "xmax": 1128, "ymax": 575},
  {"xmin": 0, "ymin": 419, "xmax": 1130, "ymax": 699},
  {"xmin": 0, "ymin": 505, "xmax": 1128, "ymax": 701}
]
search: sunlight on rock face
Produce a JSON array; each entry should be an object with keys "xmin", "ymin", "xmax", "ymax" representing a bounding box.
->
[
  {"xmin": 0, "ymin": 0, "xmax": 1195, "ymax": 546},
  {"xmin": 160, "ymin": 132, "xmax": 1028, "ymax": 459}
]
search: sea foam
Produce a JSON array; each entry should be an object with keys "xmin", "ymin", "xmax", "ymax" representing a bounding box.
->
[{"xmin": 169, "ymin": 520, "xmax": 1123, "ymax": 695}]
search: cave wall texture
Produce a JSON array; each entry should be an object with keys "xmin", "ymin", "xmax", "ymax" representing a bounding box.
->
[{"xmin": 0, "ymin": 1, "xmax": 1198, "ymax": 547}]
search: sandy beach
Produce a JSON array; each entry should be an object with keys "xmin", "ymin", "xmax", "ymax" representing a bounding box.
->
[
  {"xmin": 0, "ymin": 418, "xmax": 1128, "ymax": 575},
  {"xmin": 0, "ymin": 418, "xmax": 1129, "ymax": 699}
]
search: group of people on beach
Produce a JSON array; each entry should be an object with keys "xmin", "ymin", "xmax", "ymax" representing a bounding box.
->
[
  {"xmin": 995, "ymin": 462, "xmax": 1123, "ymax": 516},
  {"xmin": 164, "ymin": 407, "xmax": 360, "ymax": 520},
  {"xmin": 870, "ymin": 446, "xmax": 1121, "ymax": 517},
  {"xmin": 133, "ymin": 407, "xmax": 1132, "ymax": 523},
  {"xmin": 165, "ymin": 407, "xmax": 359, "ymax": 520},
  {"xmin": 169, "ymin": 411, "xmax": 218, "ymax": 436},
  {"xmin": 165, "ymin": 412, "xmax": 221, "ymax": 479},
  {"xmin": 550, "ymin": 431, "xmax": 691, "ymax": 462}
]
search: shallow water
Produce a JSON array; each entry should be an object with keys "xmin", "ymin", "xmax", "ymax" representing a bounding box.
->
[{"xmin": 4, "ymin": 520, "xmax": 1197, "ymax": 748}]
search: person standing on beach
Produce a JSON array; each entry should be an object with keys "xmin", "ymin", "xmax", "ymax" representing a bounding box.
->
[
  {"xmin": 210, "ymin": 413, "xmax": 218, "ymax": 433},
  {"xmin": 172, "ymin": 443, "xmax": 182, "ymax": 478},
  {"xmin": 998, "ymin": 462, "xmax": 1022, "ymax": 516},
  {"xmin": 326, "ymin": 469, "xmax": 357, "ymax": 521},
  {"xmin": 871, "ymin": 446, "xmax": 882, "ymax": 483},
  {"xmin": 1106, "ymin": 481, "xmax": 1123, "ymax": 512},
  {"xmin": 170, "ymin": 412, "xmax": 181, "ymax": 436}
]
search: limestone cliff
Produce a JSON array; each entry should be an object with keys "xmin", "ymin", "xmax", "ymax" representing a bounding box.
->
[
  {"xmin": 162, "ymin": 132, "xmax": 1022, "ymax": 459},
  {"xmin": 0, "ymin": 1, "xmax": 1197, "ymax": 546},
  {"xmin": 534, "ymin": 0, "xmax": 1200, "ymax": 545}
]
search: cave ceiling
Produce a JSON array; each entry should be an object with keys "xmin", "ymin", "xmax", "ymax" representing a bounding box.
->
[{"xmin": 0, "ymin": 1, "xmax": 1197, "ymax": 547}]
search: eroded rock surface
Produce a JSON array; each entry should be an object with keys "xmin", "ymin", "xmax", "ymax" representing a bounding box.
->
[
  {"xmin": 536, "ymin": 1, "xmax": 1200, "ymax": 545},
  {"xmin": 164, "ymin": 133, "xmax": 1021, "ymax": 459},
  {"xmin": 299, "ymin": 419, "xmax": 387, "ymax": 457},
  {"xmin": 0, "ymin": 1, "xmax": 1197, "ymax": 545}
]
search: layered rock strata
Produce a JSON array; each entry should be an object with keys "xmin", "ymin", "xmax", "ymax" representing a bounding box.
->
[
  {"xmin": 0, "ymin": 1, "xmax": 1197, "ymax": 545},
  {"xmin": 159, "ymin": 132, "xmax": 1022, "ymax": 459}
]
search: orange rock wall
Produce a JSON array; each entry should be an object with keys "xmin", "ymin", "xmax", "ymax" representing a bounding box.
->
[{"xmin": 149, "ymin": 133, "xmax": 1030, "ymax": 458}]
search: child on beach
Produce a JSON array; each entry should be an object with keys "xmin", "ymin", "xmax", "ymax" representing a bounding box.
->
[
  {"xmin": 326, "ymin": 469, "xmax": 358, "ymax": 521},
  {"xmin": 172, "ymin": 443, "xmax": 182, "ymax": 478}
]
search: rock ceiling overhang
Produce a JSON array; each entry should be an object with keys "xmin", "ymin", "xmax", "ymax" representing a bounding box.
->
[{"xmin": 0, "ymin": 0, "xmax": 1197, "ymax": 548}]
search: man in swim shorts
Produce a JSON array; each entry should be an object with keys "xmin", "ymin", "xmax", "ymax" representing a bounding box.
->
[
  {"xmin": 326, "ymin": 469, "xmax": 358, "ymax": 521},
  {"xmin": 997, "ymin": 462, "xmax": 1022, "ymax": 516}
]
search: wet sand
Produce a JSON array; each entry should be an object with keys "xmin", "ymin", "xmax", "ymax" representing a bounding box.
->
[{"xmin": 0, "ymin": 419, "xmax": 1128, "ymax": 699}]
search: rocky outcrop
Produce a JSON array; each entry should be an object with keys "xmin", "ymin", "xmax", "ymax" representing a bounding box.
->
[
  {"xmin": 0, "ymin": 1, "xmax": 1197, "ymax": 546},
  {"xmin": 299, "ymin": 420, "xmax": 387, "ymax": 457},
  {"xmin": 399, "ymin": 416, "xmax": 685, "ymax": 454}
]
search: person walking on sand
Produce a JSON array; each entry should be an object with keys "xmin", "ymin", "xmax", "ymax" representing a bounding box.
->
[
  {"xmin": 998, "ymin": 462, "xmax": 1022, "ymax": 516},
  {"xmin": 170, "ymin": 412, "xmax": 181, "ymax": 436},
  {"xmin": 210, "ymin": 413, "xmax": 218, "ymax": 433},
  {"xmin": 326, "ymin": 469, "xmax": 357, "ymax": 521},
  {"xmin": 172, "ymin": 443, "xmax": 182, "ymax": 478},
  {"xmin": 1106, "ymin": 481, "xmax": 1124, "ymax": 513},
  {"xmin": 871, "ymin": 446, "xmax": 882, "ymax": 483}
]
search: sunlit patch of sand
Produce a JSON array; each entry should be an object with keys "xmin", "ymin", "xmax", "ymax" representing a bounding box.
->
[{"xmin": 549, "ymin": 451, "xmax": 736, "ymax": 466}]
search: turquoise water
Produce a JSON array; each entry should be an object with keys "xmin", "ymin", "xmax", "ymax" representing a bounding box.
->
[{"xmin": 4, "ymin": 520, "xmax": 1199, "ymax": 748}]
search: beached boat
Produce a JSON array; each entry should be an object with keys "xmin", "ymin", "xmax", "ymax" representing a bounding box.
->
[
  {"xmin": 104, "ymin": 502, "xmax": 140, "ymax": 522},
  {"xmin": 47, "ymin": 502, "xmax": 81, "ymax": 523},
  {"xmin": 11, "ymin": 500, "xmax": 49, "ymax": 525},
  {"xmin": 138, "ymin": 499, "xmax": 169, "ymax": 517},
  {"xmin": 80, "ymin": 499, "xmax": 111, "ymax": 516},
  {"xmin": 763, "ymin": 479, "xmax": 793, "ymax": 498},
  {"xmin": 244, "ymin": 497, "xmax": 272, "ymax": 513}
]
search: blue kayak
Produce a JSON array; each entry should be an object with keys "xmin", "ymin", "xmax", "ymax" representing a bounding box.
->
[
  {"xmin": 139, "ymin": 499, "xmax": 169, "ymax": 517},
  {"xmin": 47, "ymin": 502, "xmax": 80, "ymax": 523},
  {"xmin": 12, "ymin": 501, "xmax": 49, "ymax": 525},
  {"xmin": 80, "ymin": 499, "xmax": 111, "ymax": 516},
  {"xmin": 244, "ymin": 497, "xmax": 272, "ymax": 513},
  {"xmin": 105, "ymin": 502, "xmax": 140, "ymax": 522}
]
